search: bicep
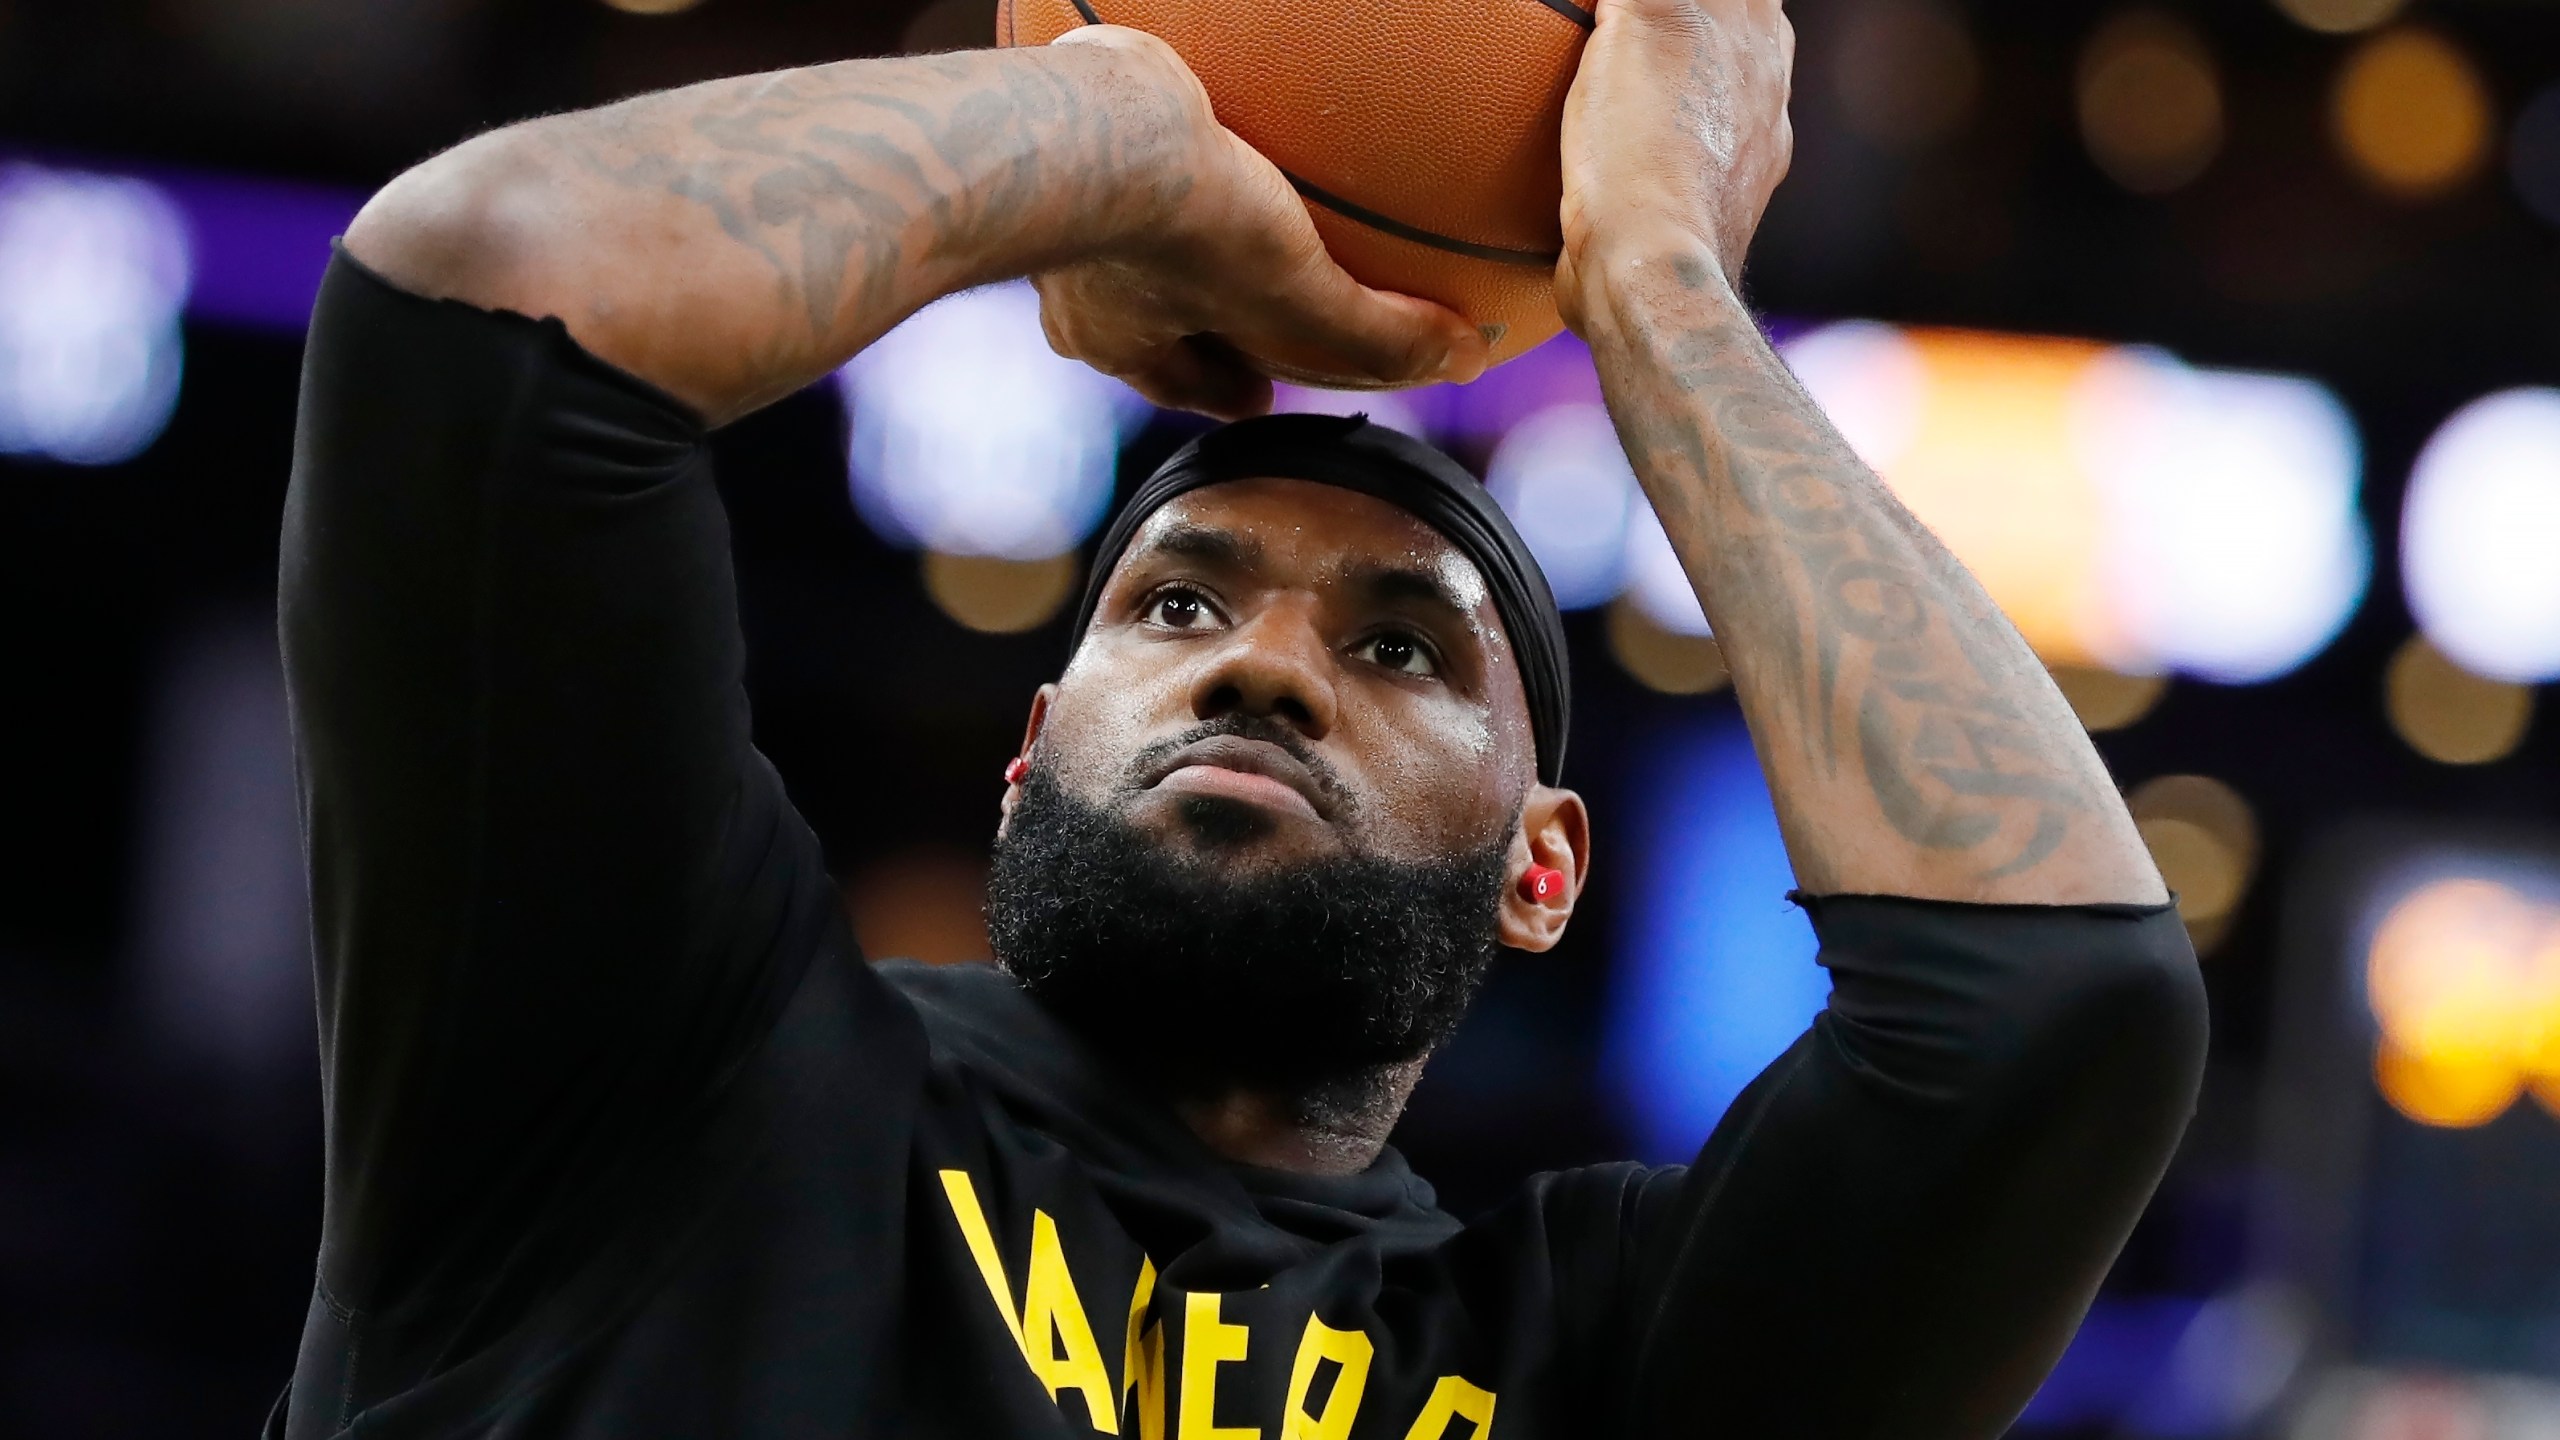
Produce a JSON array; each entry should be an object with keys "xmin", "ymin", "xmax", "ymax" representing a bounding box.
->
[{"xmin": 287, "ymin": 250, "xmax": 836, "ymax": 1311}]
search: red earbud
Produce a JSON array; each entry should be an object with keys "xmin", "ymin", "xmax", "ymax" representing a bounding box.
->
[
  {"xmin": 1518, "ymin": 865, "xmax": 1566, "ymax": 904},
  {"xmin": 1003, "ymin": 757, "xmax": 1030, "ymax": 786}
]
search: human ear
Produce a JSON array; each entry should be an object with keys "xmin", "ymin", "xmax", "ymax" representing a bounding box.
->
[
  {"xmin": 1497, "ymin": 785, "xmax": 1591, "ymax": 953},
  {"xmin": 996, "ymin": 685, "xmax": 1058, "ymax": 840}
]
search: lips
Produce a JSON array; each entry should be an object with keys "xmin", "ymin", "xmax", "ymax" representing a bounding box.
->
[{"xmin": 1140, "ymin": 735, "xmax": 1335, "ymax": 820}]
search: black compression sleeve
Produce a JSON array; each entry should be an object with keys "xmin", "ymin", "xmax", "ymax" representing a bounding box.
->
[
  {"xmin": 1610, "ymin": 895, "xmax": 2207, "ymax": 1438},
  {"xmin": 283, "ymin": 249, "xmax": 853, "ymax": 1321}
]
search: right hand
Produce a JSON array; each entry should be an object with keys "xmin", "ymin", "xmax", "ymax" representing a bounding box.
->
[{"xmin": 1032, "ymin": 28, "xmax": 1488, "ymax": 418}]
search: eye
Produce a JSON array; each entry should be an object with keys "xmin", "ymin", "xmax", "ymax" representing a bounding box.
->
[
  {"xmin": 1142, "ymin": 585, "xmax": 1223, "ymax": 631},
  {"xmin": 1354, "ymin": 630, "xmax": 1439, "ymax": 678}
]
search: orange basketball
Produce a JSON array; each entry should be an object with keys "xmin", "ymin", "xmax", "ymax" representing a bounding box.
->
[{"xmin": 998, "ymin": 0, "xmax": 1589, "ymax": 378}]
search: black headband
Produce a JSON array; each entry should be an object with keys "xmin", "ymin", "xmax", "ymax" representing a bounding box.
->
[{"xmin": 1068, "ymin": 413, "xmax": 1571, "ymax": 786}]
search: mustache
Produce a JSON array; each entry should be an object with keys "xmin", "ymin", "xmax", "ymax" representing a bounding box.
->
[{"xmin": 1120, "ymin": 716, "xmax": 1353, "ymax": 818}]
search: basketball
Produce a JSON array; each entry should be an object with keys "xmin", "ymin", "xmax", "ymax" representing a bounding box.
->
[{"xmin": 999, "ymin": 0, "xmax": 1590, "ymax": 377}]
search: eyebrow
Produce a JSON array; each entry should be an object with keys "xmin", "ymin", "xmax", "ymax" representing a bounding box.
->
[
  {"xmin": 1340, "ymin": 560, "xmax": 1478, "ymax": 628},
  {"xmin": 1136, "ymin": 523, "xmax": 1264, "ymax": 571},
  {"xmin": 1128, "ymin": 523, "xmax": 1480, "ymax": 630}
]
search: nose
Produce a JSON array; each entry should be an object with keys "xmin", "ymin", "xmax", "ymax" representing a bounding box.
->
[{"xmin": 1187, "ymin": 599, "xmax": 1339, "ymax": 741}]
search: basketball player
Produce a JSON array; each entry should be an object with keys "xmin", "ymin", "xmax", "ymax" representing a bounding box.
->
[{"xmin": 271, "ymin": 0, "xmax": 2206, "ymax": 1434}]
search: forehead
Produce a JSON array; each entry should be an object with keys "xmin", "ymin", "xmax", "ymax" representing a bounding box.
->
[{"xmin": 1113, "ymin": 477, "xmax": 1495, "ymax": 618}]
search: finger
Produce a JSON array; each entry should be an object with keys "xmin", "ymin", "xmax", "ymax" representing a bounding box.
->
[
  {"xmin": 1176, "ymin": 334, "xmax": 1276, "ymax": 420},
  {"xmin": 1036, "ymin": 273, "xmax": 1266, "ymax": 415},
  {"xmin": 1265, "ymin": 247, "xmax": 1490, "ymax": 388},
  {"xmin": 1118, "ymin": 335, "xmax": 1273, "ymax": 420},
  {"xmin": 1037, "ymin": 276, "xmax": 1190, "ymax": 383}
]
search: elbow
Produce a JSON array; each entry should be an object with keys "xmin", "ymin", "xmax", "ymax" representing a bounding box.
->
[
  {"xmin": 1819, "ymin": 900, "xmax": 2209, "ymax": 1124},
  {"xmin": 2034, "ymin": 922, "xmax": 2211, "ymax": 1139},
  {"xmin": 343, "ymin": 128, "xmax": 556, "ymax": 316}
]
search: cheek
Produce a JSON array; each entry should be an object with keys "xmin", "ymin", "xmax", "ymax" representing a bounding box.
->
[
  {"xmin": 1039, "ymin": 648, "xmax": 1186, "ymax": 788},
  {"xmin": 1342, "ymin": 690, "xmax": 1516, "ymax": 852}
]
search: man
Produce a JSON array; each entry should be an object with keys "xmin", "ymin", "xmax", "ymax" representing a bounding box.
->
[{"xmin": 274, "ymin": 0, "xmax": 2206, "ymax": 1435}]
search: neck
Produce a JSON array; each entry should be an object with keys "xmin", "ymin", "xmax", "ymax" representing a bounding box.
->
[{"xmin": 1168, "ymin": 1059, "xmax": 1426, "ymax": 1176}]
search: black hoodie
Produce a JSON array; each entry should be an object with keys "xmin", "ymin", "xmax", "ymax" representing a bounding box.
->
[{"xmin": 268, "ymin": 250, "xmax": 2208, "ymax": 1439}]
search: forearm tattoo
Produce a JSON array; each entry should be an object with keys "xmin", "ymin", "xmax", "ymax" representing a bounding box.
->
[
  {"xmin": 1605, "ymin": 255, "xmax": 2106, "ymax": 885},
  {"xmin": 533, "ymin": 52, "xmax": 1177, "ymax": 343}
]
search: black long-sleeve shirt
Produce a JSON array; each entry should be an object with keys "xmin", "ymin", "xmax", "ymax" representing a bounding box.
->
[{"xmin": 268, "ymin": 248, "xmax": 2208, "ymax": 1440}]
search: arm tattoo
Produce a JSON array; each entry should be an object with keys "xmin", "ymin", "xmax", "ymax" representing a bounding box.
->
[
  {"xmin": 1606, "ymin": 255, "xmax": 2101, "ymax": 884},
  {"xmin": 538, "ymin": 54, "xmax": 1159, "ymax": 345}
]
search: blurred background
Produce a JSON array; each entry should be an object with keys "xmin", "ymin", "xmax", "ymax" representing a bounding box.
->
[{"xmin": 3, "ymin": 0, "xmax": 2558, "ymax": 1433}]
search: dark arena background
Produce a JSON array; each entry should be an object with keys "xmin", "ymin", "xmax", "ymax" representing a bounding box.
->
[{"xmin": 7, "ymin": 0, "xmax": 2560, "ymax": 1433}]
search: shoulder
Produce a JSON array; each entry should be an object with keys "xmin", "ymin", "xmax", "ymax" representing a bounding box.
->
[{"xmin": 1455, "ymin": 1160, "xmax": 1687, "ymax": 1265}]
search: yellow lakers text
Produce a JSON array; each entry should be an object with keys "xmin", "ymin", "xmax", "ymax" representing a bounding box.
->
[{"xmin": 942, "ymin": 1171, "xmax": 1498, "ymax": 1440}]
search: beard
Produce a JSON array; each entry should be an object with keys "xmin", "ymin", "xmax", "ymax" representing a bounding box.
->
[{"xmin": 987, "ymin": 769, "xmax": 1510, "ymax": 1098}]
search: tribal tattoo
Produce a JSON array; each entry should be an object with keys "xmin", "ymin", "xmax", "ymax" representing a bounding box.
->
[
  {"xmin": 1601, "ymin": 254, "xmax": 2109, "ymax": 888},
  {"xmin": 534, "ymin": 50, "xmax": 1179, "ymax": 359}
]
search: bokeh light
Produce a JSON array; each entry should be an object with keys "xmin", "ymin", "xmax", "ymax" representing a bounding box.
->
[
  {"xmin": 2404, "ymin": 388, "xmax": 2560, "ymax": 682},
  {"xmin": 2141, "ymin": 818, "xmax": 2242, "ymax": 930},
  {"xmin": 2386, "ymin": 635, "xmax": 2534, "ymax": 766},
  {"xmin": 2077, "ymin": 10, "xmax": 2226, "ymax": 194},
  {"xmin": 1475, "ymin": 399, "xmax": 1717, "ymax": 638},
  {"xmin": 1792, "ymin": 325, "xmax": 2113, "ymax": 664},
  {"xmin": 1270, "ymin": 382, "xmax": 1428, "ymax": 439},
  {"xmin": 2129, "ymin": 774, "xmax": 2259, "ymax": 953},
  {"xmin": 2332, "ymin": 28, "xmax": 2494, "ymax": 199},
  {"xmin": 0, "ymin": 164, "xmax": 191, "ymax": 465},
  {"xmin": 1607, "ymin": 709, "xmax": 1823, "ymax": 1160},
  {"xmin": 2270, "ymin": 0, "xmax": 2406, "ymax": 36},
  {"xmin": 601, "ymin": 0, "xmax": 707, "ymax": 14},
  {"xmin": 1780, "ymin": 321, "xmax": 1927, "ymax": 469},
  {"xmin": 1607, "ymin": 597, "xmax": 1729, "ymax": 696},
  {"xmin": 2375, "ymin": 1037, "xmax": 2524, "ymax": 1129},
  {"xmin": 2052, "ymin": 665, "xmax": 2170, "ymax": 732},
  {"xmin": 2366, "ymin": 877, "xmax": 2560, "ymax": 1128},
  {"xmin": 2292, "ymin": 1371, "xmax": 2560, "ymax": 1440},
  {"xmin": 1619, "ymin": 502, "xmax": 1713, "ymax": 638},
  {"xmin": 1781, "ymin": 323, "xmax": 2367, "ymax": 682},
  {"xmin": 922, "ymin": 551, "xmax": 1080, "ymax": 635},
  {"xmin": 843, "ymin": 846, "xmax": 991, "ymax": 965},
  {"xmin": 1832, "ymin": 0, "xmax": 1983, "ymax": 151},
  {"xmin": 843, "ymin": 280, "xmax": 1141, "ymax": 560},
  {"xmin": 2513, "ymin": 84, "xmax": 2560, "ymax": 229},
  {"xmin": 1484, "ymin": 403, "xmax": 1640, "ymax": 610},
  {"xmin": 2075, "ymin": 351, "xmax": 2371, "ymax": 683}
]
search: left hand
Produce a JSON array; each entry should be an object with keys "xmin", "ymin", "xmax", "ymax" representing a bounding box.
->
[
  {"xmin": 1031, "ymin": 27, "xmax": 1488, "ymax": 418},
  {"xmin": 1554, "ymin": 0, "xmax": 1797, "ymax": 329}
]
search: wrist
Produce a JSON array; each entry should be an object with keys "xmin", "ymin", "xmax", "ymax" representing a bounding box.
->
[
  {"xmin": 1560, "ymin": 225, "xmax": 1742, "ymax": 344},
  {"xmin": 932, "ymin": 42, "xmax": 1203, "ymax": 284},
  {"xmin": 1049, "ymin": 39, "xmax": 1206, "ymax": 249}
]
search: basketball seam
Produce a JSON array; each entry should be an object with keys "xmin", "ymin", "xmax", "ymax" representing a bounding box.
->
[
  {"xmin": 1060, "ymin": 0, "xmax": 1567, "ymax": 265},
  {"xmin": 1284, "ymin": 173, "xmax": 1561, "ymax": 266}
]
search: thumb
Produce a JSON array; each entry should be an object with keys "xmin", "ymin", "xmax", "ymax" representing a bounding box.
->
[
  {"xmin": 1264, "ymin": 238, "xmax": 1490, "ymax": 387},
  {"xmin": 1049, "ymin": 23, "xmax": 1170, "ymax": 56}
]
